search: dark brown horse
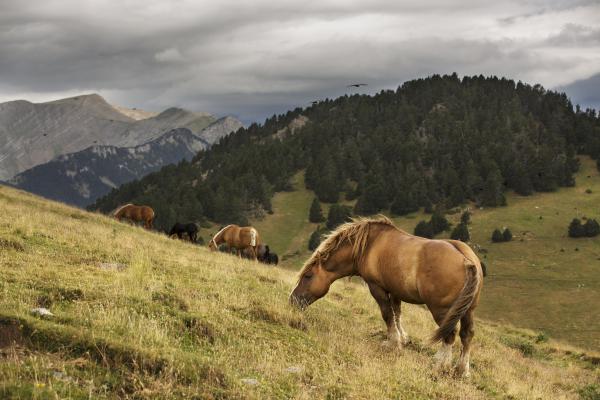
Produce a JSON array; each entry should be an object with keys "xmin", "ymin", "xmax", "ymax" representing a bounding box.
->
[
  {"xmin": 208, "ymin": 224, "xmax": 260, "ymax": 259},
  {"xmin": 113, "ymin": 204, "xmax": 155, "ymax": 229},
  {"xmin": 290, "ymin": 216, "xmax": 484, "ymax": 378}
]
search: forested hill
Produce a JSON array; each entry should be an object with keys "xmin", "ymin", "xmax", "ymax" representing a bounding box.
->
[{"xmin": 91, "ymin": 74, "xmax": 600, "ymax": 231}]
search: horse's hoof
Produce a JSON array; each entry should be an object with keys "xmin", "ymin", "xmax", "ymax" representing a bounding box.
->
[
  {"xmin": 401, "ymin": 335, "xmax": 411, "ymax": 346},
  {"xmin": 433, "ymin": 357, "xmax": 453, "ymax": 374},
  {"xmin": 454, "ymin": 366, "xmax": 470, "ymax": 379},
  {"xmin": 433, "ymin": 363, "xmax": 452, "ymax": 375},
  {"xmin": 381, "ymin": 340, "xmax": 402, "ymax": 350}
]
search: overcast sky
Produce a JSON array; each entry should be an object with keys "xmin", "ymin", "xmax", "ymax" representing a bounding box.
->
[{"xmin": 0, "ymin": 0, "xmax": 599, "ymax": 123}]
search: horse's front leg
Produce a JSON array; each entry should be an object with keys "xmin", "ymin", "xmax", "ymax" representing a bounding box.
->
[
  {"xmin": 390, "ymin": 296, "xmax": 410, "ymax": 345},
  {"xmin": 367, "ymin": 283, "xmax": 403, "ymax": 350}
]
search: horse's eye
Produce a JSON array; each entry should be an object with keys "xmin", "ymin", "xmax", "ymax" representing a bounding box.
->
[{"xmin": 304, "ymin": 274, "xmax": 313, "ymax": 280}]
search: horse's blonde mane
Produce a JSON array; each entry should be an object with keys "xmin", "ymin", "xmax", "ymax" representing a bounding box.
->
[
  {"xmin": 211, "ymin": 224, "xmax": 235, "ymax": 244},
  {"xmin": 298, "ymin": 215, "xmax": 398, "ymax": 281},
  {"xmin": 113, "ymin": 203, "xmax": 133, "ymax": 216}
]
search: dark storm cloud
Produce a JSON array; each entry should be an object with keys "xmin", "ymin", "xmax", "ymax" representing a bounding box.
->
[{"xmin": 0, "ymin": 0, "xmax": 599, "ymax": 123}]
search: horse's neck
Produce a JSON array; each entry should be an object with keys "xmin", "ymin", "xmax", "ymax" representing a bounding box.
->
[
  {"xmin": 213, "ymin": 225, "xmax": 233, "ymax": 244},
  {"xmin": 325, "ymin": 245, "xmax": 358, "ymax": 280},
  {"xmin": 114, "ymin": 204, "xmax": 132, "ymax": 216}
]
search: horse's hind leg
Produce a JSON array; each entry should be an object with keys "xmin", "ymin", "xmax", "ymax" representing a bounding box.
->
[
  {"xmin": 367, "ymin": 283, "xmax": 402, "ymax": 349},
  {"xmin": 390, "ymin": 296, "xmax": 410, "ymax": 345},
  {"xmin": 431, "ymin": 307, "xmax": 456, "ymax": 373},
  {"xmin": 456, "ymin": 310, "xmax": 474, "ymax": 378}
]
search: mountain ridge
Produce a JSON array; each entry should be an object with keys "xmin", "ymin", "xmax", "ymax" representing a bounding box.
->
[
  {"xmin": 7, "ymin": 120, "xmax": 232, "ymax": 207},
  {"xmin": 0, "ymin": 93, "xmax": 241, "ymax": 180}
]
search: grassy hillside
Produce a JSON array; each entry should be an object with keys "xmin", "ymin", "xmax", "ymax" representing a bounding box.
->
[
  {"xmin": 1, "ymin": 185, "xmax": 599, "ymax": 399},
  {"xmin": 242, "ymin": 157, "xmax": 600, "ymax": 352}
]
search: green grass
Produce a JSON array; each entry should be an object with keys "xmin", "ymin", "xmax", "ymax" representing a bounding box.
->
[
  {"xmin": 241, "ymin": 157, "xmax": 600, "ymax": 351},
  {"xmin": 253, "ymin": 172, "xmax": 318, "ymax": 265},
  {"xmin": 1, "ymin": 182, "xmax": 598, "ymax": 399}
]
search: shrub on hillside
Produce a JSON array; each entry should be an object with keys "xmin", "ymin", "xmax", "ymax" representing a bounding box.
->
[
  {"xmin": 309, "ymin": 198, "xmax": 325, "ymax": 223},
  {"xmin": 308, "ymin": 227, "xmax": 323, "ymax": 251},
  {"xmin": 450, "ymin": 223, "xmax": 470, "ymax": 242},
  {"xmin": 390, "ymin": 191, "xmax": 419, "ymax": 216},
  {"xmin": 492, "ymin": 228, "xmax": 513, "ymax": 243},
  {"xmin": 326, "ymin": 204, "xmax": 353, "ymax": 230},
  {"xmin": 430, "ymin": 211, "xmax": 451, "ymax": 235},
  {"xmin": 584, "ymin": 219, "xmax": 600, "ymax": 237},
  {"xmin": 414, "ymin": 220, "xmax": 434, "ymax": 239},
  {"xmin": 460, "ymin": 210, "xmax": 471, "ymax": 225},
  {"xmin": 492, "ymin": 229, "xmax": 504, "ymax": 243},
  {"xmin": 568, "ymin": 218, "xmax": 585, "ymax": 238}
]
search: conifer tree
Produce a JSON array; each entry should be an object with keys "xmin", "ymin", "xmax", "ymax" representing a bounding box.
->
[
  {"xmin": 491, "ymin": 228, "xmax": 504, "ymax": 242},
  {"xmin": 568, "ymin": 218, "xmax": 585, "ymax": 238},
  {"xmin": 414, "ymin": 220, "xmax": 434, "ymax": 239},
  {"xmin": 308, "ymin": 227, "xmax": 323, "ymax": 251},
  {"xmin": 451, "ymin": 223, "xmax": 470, "ymax": 242},
  {"xmin": 309, "ymin": 198, "xmax": 325, "ymax": 223},
  {"xmin": 502, "ymin": 228, "xmax": 513, "ymax": 242}
]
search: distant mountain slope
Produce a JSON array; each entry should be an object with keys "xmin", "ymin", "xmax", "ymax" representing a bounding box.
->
[
  {"xmin": 111, "ymin": 104, "xmax": 159, "ymax": 120},
  {"xmin": 9, "ymin": 128, "xmax": 208, "ymax": 207},
  {"xmin": 9, "ymin": 114, "xmax": 242, "ymax": 207},
  {"xmin": 199, "ymin": 116, "xmax": 245, "ymax": 145},
  {"xmin": 114, "ymin": 107, "xmax": 216, "ymax": 147},
  {"xmin": 0, "ymin": 93, "xmax": 238, "ymax": 180},
  {"xmin": 0, "ymin": 94, "xmax": 133, "ymax": 180},
  {"xmin": 92, "ymin": 74, "xmax": 600, "ymax": 232}
]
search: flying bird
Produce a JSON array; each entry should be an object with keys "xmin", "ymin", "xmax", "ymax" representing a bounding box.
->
[
  {"xmin": 347, "ymin": 83, "xmax": 368, "ymax": 88},
  {"xmin": 43, "ymin": 133, "xmax": 48, "ymax": 137}
]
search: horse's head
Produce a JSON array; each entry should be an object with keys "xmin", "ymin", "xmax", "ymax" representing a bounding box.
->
[
  {"xmin": 290, "ymin": 255, "xmax": 335, "ymax": 310},
  {"xmin": 208, "ymin": 238, "xmax": 218, "ymax": 251}
]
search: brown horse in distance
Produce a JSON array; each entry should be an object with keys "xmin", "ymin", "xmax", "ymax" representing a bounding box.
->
[
  {"xmin": 113, "ymin": 204, "xmax": 155, "ymax": 229},
  {"xmin": 290, "ymin": 216, "xmax": 484, "ymax": 378},
  {"xmin": 209, "ymin": 224, "xmax": 260, "ymax": 260}
]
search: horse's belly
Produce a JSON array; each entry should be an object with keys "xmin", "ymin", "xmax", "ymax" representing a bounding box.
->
[{"xmin": 362, "ymin": 259, "xmax": 424, "ymax": 303}]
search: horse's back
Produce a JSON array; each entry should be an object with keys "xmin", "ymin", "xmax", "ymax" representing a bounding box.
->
[{"xmin": 365, "ymin": 230, "xmax": 472, "ymax": 305}]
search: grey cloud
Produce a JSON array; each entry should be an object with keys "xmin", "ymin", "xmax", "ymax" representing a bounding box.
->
[
  {"xmin": 0, "ymin": 0, "xmax": 599, "ymax": 123},
  {"xmin": 544, "ymin": 23, "xmax": 600, "ymax": 46},
  {"xmin": 498, "ymin": 0, "xmax": 598, "ymax": 24}
]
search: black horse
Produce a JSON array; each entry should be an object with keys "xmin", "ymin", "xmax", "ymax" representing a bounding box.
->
[
  {"xmin": 258, "ymin": 245, "xmax": 278, "ymax": 265},
  {"xmin": 168, "ymin": 222, "xmax": 198, "ymax": 243}
]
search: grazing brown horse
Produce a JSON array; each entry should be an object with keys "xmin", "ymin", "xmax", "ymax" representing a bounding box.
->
[
  {"xmin": 208, "ymin": 224, "xmax": 260, "ymax": 259},
  {"xmin": 113, "ymin": 204, "xmax": 155, "ymax": 229},
  {"xmin": 290, "ymin": 216, "xmax": 484, "ymax": 378}
]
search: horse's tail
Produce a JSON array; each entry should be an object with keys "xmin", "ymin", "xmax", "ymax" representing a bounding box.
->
[
  {"xmin": 431, "ymin": 241, "xmax": 482, "ymax": 344},
  {"xmin": 250, "ymin": 228, "xmax": 257, "ymax": 247}
]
